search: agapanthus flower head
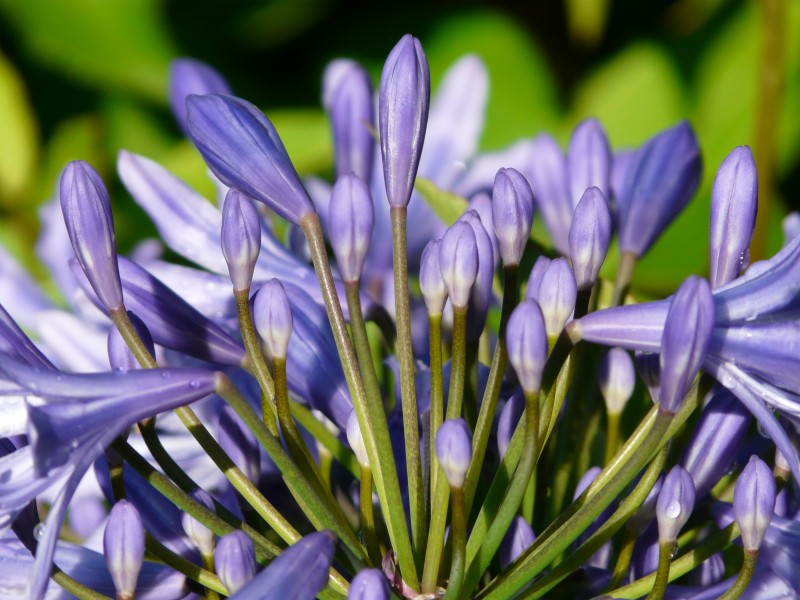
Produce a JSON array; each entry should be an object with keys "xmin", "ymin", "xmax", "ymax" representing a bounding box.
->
[
  {"xmin": 103, "ymin": 499, "xmax": 145, "ymax": 600},
  {"xmin": 215, "ymin": 530, "xmax": 257, "ymax": 594},
  {"xmin": 379, "ymin": 34, "xmax": 430, "ymax": 208},
  {"xmin": 708, "ymin": 146, "xmax": 758, "ymax": 289},
  {"xmin": 419, "ymin": 238, "xmax": 447, "ymax": 316},
  {"xmin": 658, "ymin": 275, "xmax": 715, "ymax": 414},
  {"xmin": 348, "ymin": 569, "xmax": 390, "ymax": 600},
  {"xmin": 107, "ymin": 311, "xmax": 154, "ymax": 371},
  {"xmin": 617, "ymin": 121, "xmax": 701, "ymax": 257},
  {"xmin": 569, "ymin": 187, "xmax": 612, "ymax": 291},
  {"xmin": 492, "ymin": 167, "xmax": 534, "ymax": 267},
  {"xmin": 435, "ymin": 418, "xmax": 472, "ymax": 488},
  {"xmin": 329, "ymin": 173, "xmax": 374, "ymax": 283},
  {"xmin": 439, "ymin": 220, "xmax": 479, "ymax": 309},
  {"xmin": 252, "ymin": 278, "xmax": 293, "ymax": 360},
  {"xmin": 323, "ymin": 60, "xmax": 375, "ymax": 182},
  {"xmin": 169, "ymin": 58, "xmax": 232, "ymax": 134},
  {"xmin": 186, "ymin": 93, "xmax": 315, "ymax": 224},
  {"xmin": 221, "ymin": 188, "xmax": 262, "ymax": 292},
  {"xmin": 60, "ymin": 160, "xmax": 124, "ymax": 312},
  {"xmin": 599, "ymin": 347, "xmax": 635, "ymax": 415},
  {"xmin": 656, "ymin": 465, "xmax": 695, "ymax": 543},
  {"xmin": 733, "ymin": 455, "xmax": 776, "ymax": 551},
  {"xmin": 506, "ymin": 299, "xmax": 548, "ymax": 394}
]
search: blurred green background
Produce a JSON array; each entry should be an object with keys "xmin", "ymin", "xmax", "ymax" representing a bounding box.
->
[{"xmin": 0, "ymin": 0, "xmax": 799, "ymax": 294}]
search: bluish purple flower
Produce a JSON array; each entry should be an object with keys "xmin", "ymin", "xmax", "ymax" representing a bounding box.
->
[
  {"xmin": 104, "ymin": 500, "xmax": 145, "ymax": 600},
  {"xmin": 232, "ymin": 531, "xmax": 336, "ymax": 600},
  {"xmin": 346, "ymin": 410, "xmax": 369, "ymax": 467},
  {"xmin": 617, "ymin": 121, "xmax": 701, "ymax": 257},
  {"xmin": 499, "ymin": 516, "xmax": 536, "ymax": 569},
  {"xmin": 567, "ymin": 118, "xmax": 612, "ymax": 209},
  {"xmin": 323, "ymin": 60, "xmax": 374, "ymax": 182},
  {"xmin": 569, "ymin": 187, "xmax": 612, "ymax": 291},
  {"xmin": 439, "ymin": 221, "xmax": 479, "ymax": 309},
  {"xmin": 535, "ymin": 257, "xmax": 577, "ymax": 339},
  {"xmin": 497, "ymin": 390, "xmax": 523, "ymax": 459},
  {"xmin": 379, "ymin": 34, "xmax": 430, "ymax": 208},
  {"xmin": 187, "ymin": 94, "xmax": 316, "ymax": 224},
  {"xmin": 252, "ymin": 279, "xmax": 293, "ymax": 360},
  {"xmin": 709, "ymin": 146, "xmax": 758, "ymax": 289},
  {"xmin": 459, "ymin": 210, "xmax": 496, "ymax": 340},
  {"xmin": 506, "ymin": 300, "xmax": 548, "ymax": 394},
  {"xmin": 733, "ymin": 455, "xmax": 776, "ymax": 551},
  {"xmin": 60, "ymin": 160, "xmax": 124, "ymax": 312},
  {"xmin": 419, "ymin": 239, "xmax": 447, "ymax": 316},
  {"xmin": 221, "ymin": 189, "xmax": 262, "ymax": 292},
  {"xmin": 492, "ymin": 167, "xmax": 534, "ymax": 267},
  {"xmin": 107, "ymin": 311, "xmax": 154, "ymax": 371},
  {"xmin": 656, "ymin": 466, "xmax": 695, "ymax": 543},
  {"xmin": 525, "ymin": 255, "xmax": 552, "ymax": 303},
  {"xmin": 182, "ymin": 488, "xmax": 216, "ymax": 556},
  {"xmin": 348, "ymin": 569, "xmax": 390, "ymax": 600},
  {"xmin": 599, "ymin": 347, "xmax": 635, "ymax": 415},
  {"xmin": 529, "ymin": 134, "xmax": 571, "ymax": 254},
  {"xmin": 435, "ymin": 418, "xmax": 472, "ymax": 488},
  {"xmin": 215, "ymin": 530, "xmax": 257, "ymax": 593},
  {"xmin": 218, "ymin": 405, "xmax": 261, "ymax": 484},
  {"xmin": 169, "ymin": 58, "xmax": 232, "ymax": 135},
  {"xmin": 329, "ymin": 174, "xmax": 374, "ymax": 283}
]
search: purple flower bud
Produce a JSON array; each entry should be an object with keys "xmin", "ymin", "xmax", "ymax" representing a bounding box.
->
[
  {"xmin": 439, "ymin": 221, "xmax": 479, "ymax": 308},
  {"xmin": 169, "ymin": 58, "xmax": 232, "ymax": 135},
  {"xmin": 681, "ymin": 387, "xmax": 750, "ymax": 498},
  {"xmin": 635, "ymin": 351, "xmax": 661, "ymax": 403},
  {"xmin": 599, "ymin": 348, "xmax": 635, "ymax": 414},
  {"xmin": 492, "ymin": 167, "xmax": 534, "ymax": 266},
  {"xmin": 348, "ymin": 569, "xmax": 390, "ymax": 600},
  {"xmin": 329, "ymin": 174, "xmax": 374, "ymax": 283},
  {"xmin": 536, "ymin": 257, "xmax": 577, "ymax": 338},
  {"xmin": 656, "ymin": 465, "xmax": 695, "ymax": 543},
  {"xmin": 215, "ymin": 530, "xmax": 256, "ymax": 594},
  {"xmin": 506, "ymin": 300, "xmax": 548, "ymax": 394},
  {"xmin": 628, "ymin": 471, "xmax": 663, "ymax": 531},
  {"xmin": 345, "ymin": 410, "xmax": 369, "ymax": 467},
  {"xmin": 709, "ymin": 146, "xmax": 758, "ymax": 289},
  {"xmin": 107, "ymin": 311, "xmax": 154, "ymax": 371},
  {"xmin": 497, "ymin": 390, "xmax": 523, "ymax": 459},
  {"xmin": 221, "ymin": 189, "xmax": 261, "ymax": 292},
  {"xmin": 435, "ymin": 418, "xmax": 472, "ymax": 488},
  {"xmin": 323, "ymin": 60, "xmax": 374, "ymax": 182},
  {"xmin": 460, "ymin": 210, "xmax": 495, "ymax": 341},
  {"xmin": 186, "ymin": 94, "xmax": 315, "ymax": 225},
  {"xmin": 104, "ymin": 500, "xmax": 145, "ymax": 600},
  {"xmin": 659, "ymin": 276, "xmax": 715, "ymax": 413},
  {"xmin": 733, "ymin": 455, "xmax": 776, "ymax": 551},
  {"xmin": 569, "ymin": 187, "xmax": 612, "ymax": 291},
  {"xmin": 499, "ymin": 516, "xmax": 536, "ymax": 569},
  {"xmin": 233, "ymin": 531, "xmax": 336, "ymax": 600},
  {"xmin": 525, "ymin": 256, "xmax": 552, "ymax": 303},
  {"xmin": 218, "ymin": 405, "xmax": 261, "ymax": 484},
  {"xmin": 60, "ymin": 160, "xmax": 124, "ymax": 312},
  {"xmin": 420, "ymin": 239, "xmax": 447, "ymax": 315},
  {"xmin": 379, "ymin": 34, "xmax": 430, "ymax": 208},
  {"xmin": 182, "ymin": 489, "xmax": 216, "ymax": 556},
  {"xmin": 782, "ymin": 212, "xmax": 800, "ymax": 246},
  {"xmin": 252, "ymin": 279, "xmax": 293, "ymax": 360},
  {"xmin": 618, "ymin": 122, "xmax": 702, "ymax": 257},
  {"xmin": 567, "ymin": 118, "xmax": 612, "ymax": 208},
  {"xmin": 611, "ymin": 148, "xmax": 638, "ymax": 215},
  {"xmin": 529, "ymin": 134, "xmax": 571, "ymax": 255},
  {"xmin": 689, "ymin": 552, "xmax": 725, "ymax": 587}
]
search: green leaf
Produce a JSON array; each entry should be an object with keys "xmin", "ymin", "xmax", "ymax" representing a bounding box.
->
[
  {"xmin": 0, "ymin": 0, "xmax": 175, "ymax": 101},
  {"xmin": 415, "ymin": 178, "xmax": 468, "ymax": 226},
  {"xmin": 569, "ymin": 43, "xmax": 685, "ymax": 147},
  {"xmin": 0, "ymin": 50, "xmax": 38, "ymax": 207},
  {"xmin": 268, "ymin": 109, "xmax": 332, "ymax": 176},
  {"xmin": 424, "ymin": 10, "xmax": 561, "ymax": 150}
]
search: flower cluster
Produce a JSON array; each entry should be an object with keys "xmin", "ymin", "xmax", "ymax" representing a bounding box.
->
[{"xmin": 1, "ymin": 32, "xmax": 799, "ymax": 600}]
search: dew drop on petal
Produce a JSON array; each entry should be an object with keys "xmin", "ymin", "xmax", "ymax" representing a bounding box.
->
[
  {"xmin": 33, "ymin": 523, "xmax": 45, "ymax": 540},
  {"xmin": 665, "ymin": 500, "xmax": 681, "ymax": 519}
]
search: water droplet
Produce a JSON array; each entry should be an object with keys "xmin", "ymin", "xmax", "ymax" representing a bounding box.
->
[
  {"xmin": 55, "ymin": 375, "xmax": 63, "ymax": 382},
  {"xmin": 721, "ymin": 376, "xmax": 737, "ymax": 390},
  {"xmin": 70, "ymin": 440, "xmax": 79, "ymax": 449},
  {"xmin": 670, "ymin": 545, "xmax": 679, "ymax": 559},
  {"xmin": 160, "ymin": 372, "xmax": 169, "ymax": 379},
  {"xmin": 665, "ymin": 501, "xmax": 682, "ymax": 519},
  {"xmin": 189, "ymin": 380, "xmax": 200, "ymax": 389},
  {"xmin": 33, "ymin": 523, "xmax": 45, "ymax": 540}
]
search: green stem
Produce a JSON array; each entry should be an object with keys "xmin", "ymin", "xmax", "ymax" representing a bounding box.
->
[
  {"xmin": 463, "ymin": 342, "xmax": 479, "ymax": 431},
  {"xmin": 421, "ymin": 306, "xmax": 469, "ymax": 592},
  {"xmin": 235, "ymin": 290, "xmax": 279, "ymax": 435},
  {"xmin": 360, "ymin": 466, "xmax": 382, "ymax": 566},
  {"xmin": 390, "ymin": 206, "xmax": 425, "ymax": 562},
  {"xmin": 290, "ymin": 401, "xmax": 360, "ymax": 479},
  {"xmin": 429, "ymin": 313, "xmax": 444, "ymax": 518},
  {"xmin": 445, "ymin": 486, "xmax": 467, "ymax": 596},
  {"xmin": 718, "ymin": 549, "xmax": 759, "ymax": 600},
  {"xmin": 144, "ymin": 532, "xmax": 227, "ymax": 594},
  {"xmin": 345, "ymin": 281, "xmax": 384, "ymax": 412},
  {"xmin": 201, "ymin": 553, "xmax": 221, "ymax": 600},
  {"xmin": 645, "ymin": 542, "xmax": 674, "ymax": 600},
  {"xmin": 608, "ymin": 528, "xmax": 638, "ymax": 590},
  {"xmin": 610, "ymin": 251, "xmax": 637, "ymax": 307},
  {"xmin": 302, "ymin": 213, "xmax": 417, "ymax": 588},
  {"xmin": 604, "ymin": 410, "xmax": 621, "ymax": 466},
  {"xmin": 453, "ymin": 389, "xmax": 540, "ymax": 599},
  {"xmin": 51, "ymin": 568, "xmax": 112, "ymax": 600}
]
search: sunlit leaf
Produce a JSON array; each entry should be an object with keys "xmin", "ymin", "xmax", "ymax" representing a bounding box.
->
[
  {"xmin": 268, "ymin": 109, "xmax": 332, "ymax": 175},
  {"xmin": 0, "ymin": 50, "xmax": 38, "ymax": 207},
  {"xmin": 416, "ymin": 177, "xmax": 468, "ymax": 226}
]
